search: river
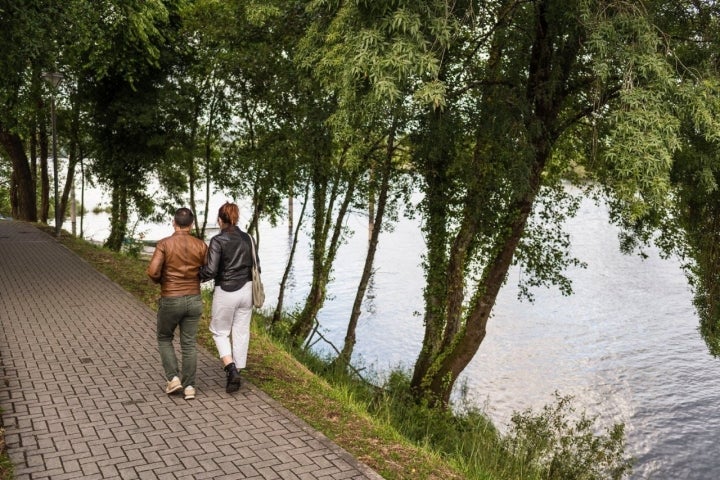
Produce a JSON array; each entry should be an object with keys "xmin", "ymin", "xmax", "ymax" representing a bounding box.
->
[{"xmin": 72, "ymin": 186, "xmax": 720, "ymax": 479}]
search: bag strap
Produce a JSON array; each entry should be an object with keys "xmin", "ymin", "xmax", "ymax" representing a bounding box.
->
[{"xmin": 248, "ymin": 233, "xmax": 259, "ymax": 269}]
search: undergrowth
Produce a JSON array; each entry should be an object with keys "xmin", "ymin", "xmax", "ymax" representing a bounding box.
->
[{"xmin": 266, "ymin": 315, "xmax": 634, "ymax": 480}]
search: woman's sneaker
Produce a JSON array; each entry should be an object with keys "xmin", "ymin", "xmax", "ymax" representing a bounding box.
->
[{"xmin": 165, "ymin": 376, "xmax": 182, "ymax": 394}]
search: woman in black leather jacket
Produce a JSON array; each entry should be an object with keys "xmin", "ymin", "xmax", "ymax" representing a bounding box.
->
[{"xmin": 200, "ymin": 202, "xmax": 260, "ymax": 393}]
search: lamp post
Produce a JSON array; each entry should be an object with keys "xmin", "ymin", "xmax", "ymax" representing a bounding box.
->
[{"xmin": 42, "ymin": 71, "xmax": 63, "ymax": 236}]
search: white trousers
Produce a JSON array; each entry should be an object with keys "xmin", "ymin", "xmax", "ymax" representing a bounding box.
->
[{"xmin": 209, "ymin": 283, "xmax": 253, "ymax": 368}]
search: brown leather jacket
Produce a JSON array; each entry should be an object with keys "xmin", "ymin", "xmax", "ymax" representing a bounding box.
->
[{"xmin": 146, "ymin": 230, "xmax": 208, "ymax": 297}]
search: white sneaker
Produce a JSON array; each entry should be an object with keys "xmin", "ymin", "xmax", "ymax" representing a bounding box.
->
[
  {"xmin": 184, "ymin": 386, "xmax": 196, "ymax": 400},
  {"xmin": 165, "ymin": 376, "xmax": 182, "ymax": 394}
]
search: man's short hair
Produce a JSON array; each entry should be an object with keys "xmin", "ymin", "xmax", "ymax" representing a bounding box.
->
[{"xmin": 174, "ymin": 208, "xmax": 194, "ymax": 228}]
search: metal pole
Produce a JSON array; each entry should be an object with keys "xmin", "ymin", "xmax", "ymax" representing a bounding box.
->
[
  {"xmin": 70, "ymin": 177, "xmax": 76, "ymax": 236},
  {"xmin": 51, "ymin": 93, "xmax": 59, "ymax": 236},
  {"xmin": 43, "ymin": 71, "xmax": 63, "ymax": 236},
  {"xmin": 80, "ymin": 159, "xmax": 84, "ymax": 238}
]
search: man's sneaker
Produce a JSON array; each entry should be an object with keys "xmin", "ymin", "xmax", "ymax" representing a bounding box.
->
[
  {"xmin": 165, "ymin": 376, "xmax": 182, "ymax": 394},
  {"xmin": 184, "ymin": 386, "xmax": 196, "ymax": 400},
  {"xmin": 224, "ymin": 363, "xmax": 241, "ymax": 393}
]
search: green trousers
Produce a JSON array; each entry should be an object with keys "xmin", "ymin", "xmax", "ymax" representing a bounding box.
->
[{"xmin": 156, "ymin": 294, "xmax": 203, "ymax": 387}]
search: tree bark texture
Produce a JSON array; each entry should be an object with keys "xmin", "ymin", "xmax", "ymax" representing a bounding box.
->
[
  {"xmin": 105, "ymin": 182, "xmax": 128, "ymax": 251},
  {"xmin": 337, "ymin": 125, "xmax": 397, "ymax": 368},
  {"xmin": 272, "ymin": 183, "xmax": 310, "ymax": 327},
  {"xmin": 0, "ymin": 129, "xmax": 37, "ymax": 222},
  {"xmin": 290, "ymin": 164, "xmax": 357, "ymax": 345},
  {"xmin": 412, "ymin": 0, "xmax": 581, "ymax": 406}
]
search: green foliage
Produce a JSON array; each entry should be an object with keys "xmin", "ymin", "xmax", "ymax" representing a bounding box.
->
[
  {"xmin": 79, "ymin": 0, "xmax": 183, "ymax": 249},
  {"xmin": 665, "ymin": 81, "xmax": 720, "ymax": 355},
  {"xmin": 0, "ymin": 159, "xmax": 10, "ymax": 217},
  {"xmin": 74, "ymin": 0, "xmax": 174, "ymax": 85},
  {"xmin": 506, "ymin": 393, "xmax": 633, "ymax": 480},
  {"xmin": 301, "ymin": 0, "xmax": 453, "ymax": 108},
  {"xmin": 372, "ymin": 371, "xmax": 507, "ymax": 479},
  {"xmin": 586, "ymin": 1, "xmax": 720, "ymax": 358},
  {"xmin": 267, "ymin": 333, "xmax": 633, "ymax": 480},
  {"xmin": 120, "ymin": 218, "xmax": 148, "ymax": 258},
  {"xmin": 0, "ymin": 436, "xmax": 12, "ymax": 480},
  {"xmin": 0, "ymin": 406, "xmax": 9, "ymax": 479},
  {"xmin": 515, "ymin": 185, "xmax": 586, "ymax": 301}
]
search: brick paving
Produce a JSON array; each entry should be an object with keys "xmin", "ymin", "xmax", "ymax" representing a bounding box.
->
[{"xmin": 0, "ymin": 220, "xmax": 383, "ymax": 480}]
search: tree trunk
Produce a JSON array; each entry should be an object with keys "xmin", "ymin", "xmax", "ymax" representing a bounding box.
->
[
  {"xmin": 247, "ymin": 188, "xmax": 261, "ymax": 239},
  {"xmin": 10, "ymin": 169, "xmax": 18, "ymax": 218},
  {"xmin": 368, "ymin": 172, "xmax": 375, "ymax": 242},
  {"xmin": 288, "ymin": 191, "xmax": 294, "ymax": 236},
  {"xmin": 289, "ymin": 169, "xmax": 328, "ymax": 339},
  {"xmin": 30, "ymin": 119, "xmax": 37, "ymax": 205},
  {"xmin": 410, "ymin": 108, "xmax": 453, "ymax": 391},
  {"xmin": 336, "ymin": 125, "xmax": 397, "ymax": 369},
  {"xmin": 188, "ymin": 151, "xmax": 197, "ymax": 234},
  {"xmin": 199, "ymin": 87, "xmax": 220, "ymax": 239},
  {"xmin": 428, "ymin": 158, "xmax": 546, "ymax": 402},
  {"xmin": 0, "ymin": 129, "xmax": 37, "ymax": 222},
  {"xmin": 411, "ymin": 0, "xmax": 573, "ymax": 406},
  {"xmin": 57, "ymin": 154, "xmax": 78, "ymax": 234},
  {"xmin": 272, "ymin": 183, "xmax": 310, "ymax": 327},
  {"xmin": 290, "ymin": 168, "xmax": 357, "ymax": 346},
  {"xmin": 105, "ymin": 182, "xmax": 128, "ymax": 251},
  {"xmin": 61, "ymin": 88, "xmax": 82, "ymax": 237},
  {"xmin": 80, "ymin": 160, "xmax": 85, "ymax": 237},
  {"xmin": 188, "ymin": 96, "xmax": 200, "ymax": 237},
  {"xmin": 203, "ymin": 160, "xmax": 211, "ymax": 237}
]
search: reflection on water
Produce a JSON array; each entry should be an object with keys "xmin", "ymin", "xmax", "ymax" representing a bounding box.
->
[{"xmin": 76, "ymin": 188, "xmax": 719, "ymax": 479}]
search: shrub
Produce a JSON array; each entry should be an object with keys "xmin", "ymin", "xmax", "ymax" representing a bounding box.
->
[{"xmin": 505, "ymin": 392, "xmax": 633, "ymax": 480}]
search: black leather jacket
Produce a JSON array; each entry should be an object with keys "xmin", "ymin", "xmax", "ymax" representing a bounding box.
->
[{"xmin": 200, "ymin": 226, "xmax": 260, "ymax": 292}]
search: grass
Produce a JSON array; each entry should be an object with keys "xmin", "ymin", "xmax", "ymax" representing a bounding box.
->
[
  {"xmin": 0, "ymin": 422, "xmax": 11, "ymax": 480},
  {"xmin": 38, "ymin": 225, "xmax": 466, "ymax": 480}
]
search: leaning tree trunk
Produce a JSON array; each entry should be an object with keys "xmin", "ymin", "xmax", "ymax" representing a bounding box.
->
[
  {"xmin": 0, "ymin": 129, "xmax": 37, "ymax": 222},
  {"xmin": 410, "ymin": 107, "xmax": 453, "ymax": 391},
  {"xmin": 290, "ymin": 172, "xmax": 357, "ymax": 346},
  {"xmin": 412, "ymin": 0, "xmax": 574, "ymax": 406},
  {"xmin": 188, "ymin": 97, "xmax": 200, "ymax": 237},
  {"xmin": 57, "ymin": 154, "xmax": 77, "ymax": 234},
  {"xmin": 272, "ymin": 183, "xmax": 310, "ymax": 327},
  {"xmin": 417, "ymin": 159, "xmax": 545, "ymax": 405},
  {"xmin": 335, "ymin": 126, "xmax": 397, "ymax": 369},
  {"xmin": 199, "ymin": 89, "xmax": 219, "ymax": 239}
]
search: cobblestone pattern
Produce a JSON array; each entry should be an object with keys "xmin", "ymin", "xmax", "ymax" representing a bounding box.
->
[{"xmin": 0, "ymin": 220, "xmax": 383, "ymax": 480}]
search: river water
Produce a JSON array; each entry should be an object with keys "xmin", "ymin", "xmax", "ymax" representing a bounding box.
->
[{"xmin": 74, "ymin": 186, "xmax": 720, "ymax": 479}]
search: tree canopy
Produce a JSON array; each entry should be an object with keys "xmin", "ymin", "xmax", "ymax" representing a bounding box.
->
[{"xmin": 2, "ymin": 0, "xmax": 720, "ymax": 409}]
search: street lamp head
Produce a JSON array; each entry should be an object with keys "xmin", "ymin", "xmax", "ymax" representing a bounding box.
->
[{"xmin": 42, "ymin": 71, "xmax": 64, "ymax": 89}]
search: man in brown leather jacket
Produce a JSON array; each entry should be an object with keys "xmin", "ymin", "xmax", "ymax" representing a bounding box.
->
[{"xmin": 146, "ymin": 208, "xmax": 208, "ymax": 400}]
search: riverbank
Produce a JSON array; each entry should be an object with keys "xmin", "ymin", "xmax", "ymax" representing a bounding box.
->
[
  {"xmin": 50, "ymin": 184, "xmax": 718, "ymax": 478},
  {"xmin": 40, "ymin": 225, "xmax": 467, "ymax": 479},
  {"xmin": 35, "ymin": 223, "xmax": 633, "ymax": 479}
]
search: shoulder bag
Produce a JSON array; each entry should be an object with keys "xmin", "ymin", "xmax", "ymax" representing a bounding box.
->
[{"xmin": 249, "ymin": 235, "xmax": 265, "ymax": 308}]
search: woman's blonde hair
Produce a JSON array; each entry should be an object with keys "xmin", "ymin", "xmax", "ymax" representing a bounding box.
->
[{"xmin": 218, "ymin": 202, "xmax": 239, "ymax": 226}]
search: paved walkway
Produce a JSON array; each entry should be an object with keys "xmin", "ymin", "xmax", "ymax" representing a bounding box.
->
[{"xmin": 0, "ymin": 220, "xmax": 383, "ymax": 480}]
